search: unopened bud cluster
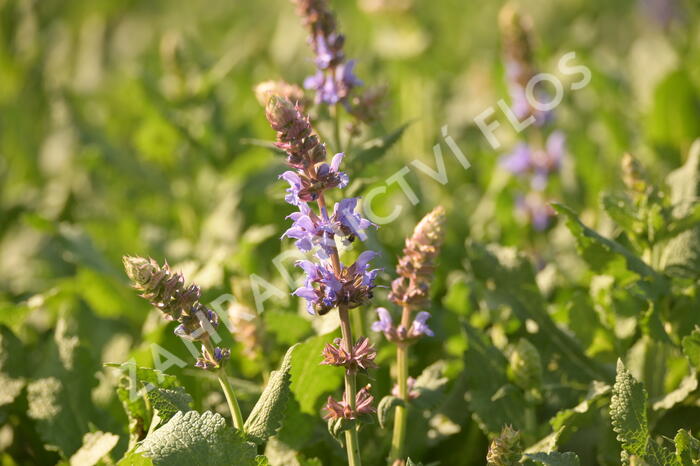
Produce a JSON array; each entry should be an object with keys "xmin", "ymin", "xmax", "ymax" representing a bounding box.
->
[{"xmin": 486, "ymin": 425, "xmax": 522, "ymax": 466}]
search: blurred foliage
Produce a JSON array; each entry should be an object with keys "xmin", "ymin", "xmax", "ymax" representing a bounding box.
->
[{"xmin": 0, "ymin": 0, "xmax": 699, "ymax": 464}]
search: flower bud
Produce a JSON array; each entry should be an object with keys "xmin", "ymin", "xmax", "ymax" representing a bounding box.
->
[{"xmin": 486, "ymin": 425, "xmax": 522, "ymax": 466}]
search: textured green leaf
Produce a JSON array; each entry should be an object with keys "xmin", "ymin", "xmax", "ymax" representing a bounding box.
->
[
  {"xmin": 525, "ymin": 451, "xmax": 581, "ymax": 466},
  {"xmin": 682, "ymin": 328, "xmax": 700, "ymax": 370},
  {"xmin": 69, "ymin": 431, "xmax": 120, "ymax": 466},
  {"xmin": 147, "ymin": 387, "xmax": 193, "ymax": 429},
  {"xmin": 289, "ymin": 334, "xmax": 343, "ymax": 415},
  {"xmin": 138, "ymin": 411, "xmax": 257, "ymax": 466},
  {"xmin": 611, "ymin": 359, "xmax": 650, "ymax": 456},
  {"xmin": 244, "ymin": 344, "xmax": 297, "ymax": 444},
  {"xmin": 611, "ymin": 359, "xmax": 677, "ymax": 465}
]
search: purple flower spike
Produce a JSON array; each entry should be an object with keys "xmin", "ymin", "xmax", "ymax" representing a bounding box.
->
[
  {"xmin": 411, "ymin": 311, "xmax": 434, "ymax": 337},
  {"xmin": 371, "ymin": 307, "xmax": 394, "ymax": 333},
  {"xmin": 501, "ymin": 143, "xmax": 532, "ymax": 175}
]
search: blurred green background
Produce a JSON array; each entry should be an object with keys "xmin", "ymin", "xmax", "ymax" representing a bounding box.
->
[{"xmin": 0, "ymin": 0, "xmax": 699, "ymax": 464}]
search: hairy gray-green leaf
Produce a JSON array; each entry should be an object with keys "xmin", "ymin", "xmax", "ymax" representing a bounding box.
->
[
  {"xmin": 525, "ymin": 451, "xmax": 581, "ymax": 466},
  {"xmin": 138, "ymin": 411, "xmax": 257, "ymax": 465},
  {"xmin": 244, "ymin": 344, "xmax": 297, "ymax": 444}
]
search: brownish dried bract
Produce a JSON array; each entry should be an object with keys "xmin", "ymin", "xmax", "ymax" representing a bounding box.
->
[{"xmin": 389, "ymin": 206, "xmax": 446, "ymax": 310}]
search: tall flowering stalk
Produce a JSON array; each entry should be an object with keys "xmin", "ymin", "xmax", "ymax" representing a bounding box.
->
[
  {"xmin": 122, "ymin": 257, "xmax": 245, "ymax": 430},
  {"xmin": 289, "ymin": 0, "xmax": 385, "ymax": 153},
  {"xmin": 265, "ymin": 95, "xmax": 379, "ymax": 466},
  {"xmin": 372, "ymin": 206, "xmax": 446, "ymax": 464},
  {"xmin": 498, "ymin": 4, "xmax": 565, "ymax": 232}
]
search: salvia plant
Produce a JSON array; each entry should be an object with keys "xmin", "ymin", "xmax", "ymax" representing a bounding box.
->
[{"xmin": 2, "ymin": 0, "xmax": 700, "ymax": 466}]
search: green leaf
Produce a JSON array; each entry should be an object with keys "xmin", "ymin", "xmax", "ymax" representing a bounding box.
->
[
  {"xmin": 664, "ymin": 141, "xmax": 700, "ymax": 278},
  {"xmin": 682, "ymin": 328, "xmax": 700, "ymax": 370},
  {"xmin": 405, "ymin": 458, "xmax": 424, "ymax": 466},
  {"xmin": 350, "ymin": 122, "xmax": 412, "ymax": 169},
  {"xmin": 674, "ymin": 429, "xmax": 700, "ymax": 465},
  {"xmin": 610, "ymin": 359, "xmax": 650, "ymax": 456},
  {"xmin": 412, "ymin": 360, "xmax": 449, "ymax": 411},
  {"xmin": 105, "ymin": 361, "xmax": 189, "ymax": 448},
  {"xmin": 117, "ymin": 449, "xmax": 154, "ymax": 466},
  {"xmin": 647, "ymin": 70, "xmax": 700, "ymax": 152},
  {"xmin": 465, "ymin": 241, "xmax": 610, "ymax": 382},
  {"xmin": 550, "ymin": 381, "xmax": 611, "ymax": 433},
  {"xmin": 69, "ymin": 431, "xmax": 120, "ymax": 466},
  {"xmin": 610, "ymin": 359, "xmax": 677, "ymax": 464},
  {"xmin": 601, "ymin": 193, "xmax": 643, "ymax": 236},
  {"xmin": 462, "ymin": 322, "xmax": 527, "ymax": 434},
  {"xmin": 377, "ymin": 395, "xmax": 404, "ymax": 429},
  {"xmin": 0, "ymin": 325, "xmax": 25, "ymax": 407},
  {"xmin": 146, "ymin": 387, "xmax": 193, "ymax": 429},
  {"xmin": 553, "ymin": 204, "xmax": 661, "ymax": 284},
  {"xmin": 138, "ymin": 411, "xmax": 257, "ymax": 466},
  {"xmin": 244, "ymin": 344, "xmax": 297, "ymax": 444},
  {"xmin": 651, "ymin": 373, "xmax": 697, "ymax": 411},
  {"xmin": 524, "ymin": 452, "xmax": 581, "ymax": 466},
  {"xmin": 289, "ymin": 334, "xmax": 343, "ymax": 415},
  {"xmin": 27, "ymin": 318, "xmax": 99, "ymax": 458}
]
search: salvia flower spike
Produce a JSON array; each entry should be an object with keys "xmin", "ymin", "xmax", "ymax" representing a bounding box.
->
[
  {"xmin": 375, "ymin": 206, "xmax": 445, "ymax": 464},
  {"xmin": 265, "ymin": 94, "xmax": 376, "ymax": 465},
  {"xmin": 122, "ymin": 256, "xmax": 245, "ymax": 430},
  {"xmin": 292, "ymin": 0, "xmax": 362, "ymax": 105},
  {"xmin": 122, "ymin": 256, "xmax": 227, "ymax": 364}
]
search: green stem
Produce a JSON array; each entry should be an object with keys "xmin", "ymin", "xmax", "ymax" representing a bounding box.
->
[
  {"xmin": 339, "ymin": 305, "xmax": 362, "ymax": 466},
  {"xmin": 390, "ymin": 305, "xmax": 412, "ymax": 463},
  {"xmin": 389, "ymin": 343, "xmax": 408, "ymax": 463},
  {"xmin": 217, "ymin": 368, "xmax": 245, "ymax": 432},
  {"xmin": 202, "ymin": 338, "xmax": 244, "ymax": 431}
]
